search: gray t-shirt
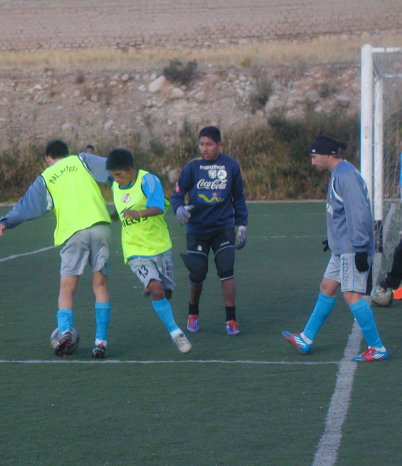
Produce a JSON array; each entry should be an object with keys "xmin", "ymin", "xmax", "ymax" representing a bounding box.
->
[{"xmin": 326, "ymin": 160, "xmax": 375, "ymax": 255}]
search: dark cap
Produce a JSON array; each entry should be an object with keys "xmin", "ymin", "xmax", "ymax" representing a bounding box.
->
[{"xmin": 310, "ymin": 135, "xmax": 347, "ymax": 156}]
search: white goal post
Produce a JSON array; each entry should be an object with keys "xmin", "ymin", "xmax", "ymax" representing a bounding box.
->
[{"xmin": 361, "ymin": 44, "xmax": 402, "ymax": 285}]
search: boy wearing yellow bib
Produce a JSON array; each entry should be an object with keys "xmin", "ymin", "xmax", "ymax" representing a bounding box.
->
[
  {"xmin": 106, "ymin": 148, "xmax": 191, "ymax": 354},
  {"xmin": 0, "ymin": 139, "xmax": 112, "ymax": 358}
]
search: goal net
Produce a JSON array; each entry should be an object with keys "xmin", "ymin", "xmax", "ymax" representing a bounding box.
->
[{"xmin": 361, "ymin": 44, "xmax": 402, "ymax": 285}]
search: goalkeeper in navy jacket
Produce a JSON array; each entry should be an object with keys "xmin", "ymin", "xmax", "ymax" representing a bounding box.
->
[
  {"xmin": 171, "ymin": 126, "xmax": 248, "ymax": 335},
  {"xmin": 282, "ymin": 135, "xmax": 388, "ymax": 362}
]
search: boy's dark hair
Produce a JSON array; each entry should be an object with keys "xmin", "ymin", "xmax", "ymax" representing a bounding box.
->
[
  {"xmin": 45, "ymin": 139, "xmax": 69, "ymax": 158},
  {"xmin": 106, "ymin": 148, "xmax": 135, "ymax": 170},
  {"xmin": 199, "ymin": 126, "xmax": 221, "ymax": 143},
  {"xmin": 86, "ymin": 144, "xmax": 95, "ymax": 151}
]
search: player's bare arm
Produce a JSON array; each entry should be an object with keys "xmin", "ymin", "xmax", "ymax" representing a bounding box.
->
[{"xmin": 122, "ymin": 206, "xmax": 163, "ymax": 220}]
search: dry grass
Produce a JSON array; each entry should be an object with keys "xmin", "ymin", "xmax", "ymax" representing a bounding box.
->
[
  {"xmin": 1, "ymin": 33, "xmax": 401, "ymax": 73},
  {"xmin": 0, "ymin": 108, "xmax": 360, "ymax": 201}
]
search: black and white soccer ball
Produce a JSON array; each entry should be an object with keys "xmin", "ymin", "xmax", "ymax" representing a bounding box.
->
[
  {"xmin": 50, "ymin": 328, "xmax": 80, "ymax": 355},
  {"xmin": 370, "ymin": 286, "xmax": 393, "ymax": 307}
]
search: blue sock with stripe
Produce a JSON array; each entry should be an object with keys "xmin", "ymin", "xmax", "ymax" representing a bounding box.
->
[
  {"xmin": 152, "ymin": 298, "xmax": 179, "ymax": 334},
  {"xmin": 95, "ymin": 302, "xmax": 111, "ymax": 342},
  {"xmin": 349, "ymin": 299, "xmax": 383, "ymax": 348},
  {"xmin": 57, "ymin": 308, "xmax": 73, "ymax": 333},
  {"xmin": 303, "ymin": 292, "xmax": 336, "ymax": 342}
]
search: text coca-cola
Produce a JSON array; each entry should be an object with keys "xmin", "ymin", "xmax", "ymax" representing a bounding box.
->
[{"xmin": 196, "ymin": 179, "xmax": 227, "ymax": 189}]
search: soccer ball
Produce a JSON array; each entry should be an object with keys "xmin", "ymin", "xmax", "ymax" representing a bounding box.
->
[
  {"xmin": 50, "ymin": 328, "xmax": 80, "ymax": 355},
  {"xmin": 370, "ymin": 286, "xmax": 393, "ymax": 307}
]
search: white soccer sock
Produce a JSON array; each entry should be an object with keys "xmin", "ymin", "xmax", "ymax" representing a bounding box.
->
[
  {"xmin": 95, "ymin": 338, "xmax": 107, "ymax": 347},
  {"xmin": 374, "ymin": 346, "xmax": 386, "ymax": 352},
  {"xmin": 170, "ymin": 328, "xmax": 182, "ymax": 338},
  {"xmin": 300, "ymin": 332, "xmax": 313, "ymax": 344}
]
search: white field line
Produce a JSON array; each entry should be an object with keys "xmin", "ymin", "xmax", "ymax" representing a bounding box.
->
[
  {"xmin": 0, "ymin": 245, "xmax": 57, "ymax": 262},
  {"xmin": 0, "ymin": 233, "xmax": 322, "ymax": 262},
  {"xmin": 0, "ymin": 359, "xmax": 338, "ymax": 365},
  {"xmin": 1, "ymin": 204, "xmax": 355, "ymax": 464},
  {"xmin": 0, "ymin": 327, "xmax": 360, "ymax": 466},
  {"xmin": 1, "ymin": 201, "xmax": 326, "ymax": 207},
  {"xmin": 252, "ymin": 234, "xmax": 324, "ymax": 240},
  {"xmin": 312, "ymin": 320, "xmax": 362, "ymax": 466}
]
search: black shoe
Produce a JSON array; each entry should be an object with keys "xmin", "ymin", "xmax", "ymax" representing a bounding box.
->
[
  {"xmin": 92, "ymin": 342, "xmax": 107, "ymax": 359},
  {"xmin": 379, "ymin": 275, "xmax": 400, "ymax": 290},
  {"xmin": 54, "ymin": 330, "xmax": 73, "ymax": 356}
]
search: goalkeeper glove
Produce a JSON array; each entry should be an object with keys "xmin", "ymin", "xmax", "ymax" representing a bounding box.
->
[
  {"xmin": 322, "ymin": 240, "xmax": 329, "ymax": 252},
  {"xmin": 176, "ymin": 205, "xmax": 194, "ymax": 225},
  {"xmin": 235, "ymin": 226, "xmax": 247, "ymax": 249},
  {"xmin": 355, "ymin": 252, "xmax": 369, "ymax": 272}
]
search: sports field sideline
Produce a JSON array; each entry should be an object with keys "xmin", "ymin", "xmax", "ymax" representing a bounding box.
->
[{"xmin": 0, "ymin": 203, "xmax": 400, "ymax": 465}]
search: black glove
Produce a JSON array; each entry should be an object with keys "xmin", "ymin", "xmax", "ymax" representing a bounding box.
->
[
  {"xmin": 355, "ymin": 252, "xmax": 369, "ymax": 272},
  {"xmin": 322, "ymin": 240, "xmax": 329, "ymax": 252}
]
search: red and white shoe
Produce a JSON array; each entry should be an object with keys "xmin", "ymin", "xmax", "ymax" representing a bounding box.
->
[
  {"xmin": 226, "ymin": 320, "xmax": 240, "ymax": 335},
  {"xmin": 353, "ymin": 346, "xmax": 389, "ymax": 362}
]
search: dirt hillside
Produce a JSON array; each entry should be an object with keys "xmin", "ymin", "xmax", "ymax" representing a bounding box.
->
[{"xmin": 0, "ymin": 0, "xmax": 401, "ymax": 155}]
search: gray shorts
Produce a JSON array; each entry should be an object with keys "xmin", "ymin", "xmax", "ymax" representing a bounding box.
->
[
  {"xmin": 60, "ymin": 223, "xmax": 111, "ymax": 276},
  {"xmin": 128, "ymin": 250, "xmax": 176, "ymax": 291},
  {"xmin": 324, "ymin": 253, "xmax": 373, "ymax": 293}
]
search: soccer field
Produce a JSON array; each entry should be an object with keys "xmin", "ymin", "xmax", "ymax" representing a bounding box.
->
[{"xmin": 0, "ymin": 203, "xmax": 400, "ymax": 465}]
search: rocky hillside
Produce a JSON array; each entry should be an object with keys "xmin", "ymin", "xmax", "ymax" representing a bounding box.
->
[
  {"xmin": 0, "ymin": 0, "xmax": 400, "ymax": 155},
  {"xmin": 0, "ymin": 62, "xmax": 360, "ymax": 155}
]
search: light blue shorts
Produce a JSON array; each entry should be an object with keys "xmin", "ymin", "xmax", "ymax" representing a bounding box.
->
[
  {"xmin": 324, "ymin": 253, "xmax": 373, "ymax": 293},
  {"xmin": 128, "ymin": 250, "xmax": 176, "ymax": 291},
  {"xmin": 60, "ymin": 223, "xmax": 111, "ymax": 276}
]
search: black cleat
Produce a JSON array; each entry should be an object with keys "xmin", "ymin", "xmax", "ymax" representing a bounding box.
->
[
  {"xmin": 92, "ymin": 342, "xmax": 107, "ymax": 359},
  {"xmin": 54, "ymin": 330, "xmax": 73, "ymax": 356}
]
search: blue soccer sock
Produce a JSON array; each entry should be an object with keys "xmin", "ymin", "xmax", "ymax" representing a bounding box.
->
[
  {"xmin": 302, "ymin": 292, "xmax": 336, "ymax": 342},
  {"xmin": 349, "ymin": 299, "xmax": 384, "ymax": 348},
  {"xmin": 57, "ymin": 308, "xmax": 73, "ymax": 333},
  {"xmin": 152, "ymin": 298, "xmax": 180, "ymax": 335},
  {"xmin": 95, "ymin": 302, "xmax": 111, "ymax": 343}
]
